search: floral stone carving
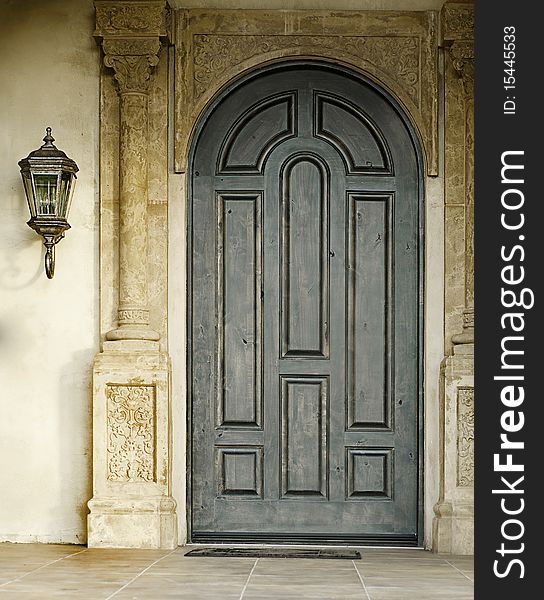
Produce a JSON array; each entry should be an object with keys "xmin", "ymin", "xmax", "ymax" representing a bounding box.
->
[
  {"xmin": 443, "ymin": 4, "xmax": 474, "ymax": 40},
  {"xmin": 457, "ymin": 387, "xmax": 474, "ymax": 487},
  {"xmin": 107, "ymin": 384, "xmax": 156, "ymax": 482},
  {"xmin": 95, "ymin": 1, "xmax": 166, "ymax": 36},
  {"xmin": 193, "ymin": 34, "xmax": 421, "ymax": 107}
]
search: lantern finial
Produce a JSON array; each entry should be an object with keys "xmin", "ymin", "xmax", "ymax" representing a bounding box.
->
[{"xmin": 42, "ymin": 127, "xmax": 55, "ymax": 148}]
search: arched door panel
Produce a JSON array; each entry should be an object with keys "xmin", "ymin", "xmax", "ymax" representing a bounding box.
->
[{"xmin": 190, "ymin": 64, "xmax": 421, "ymax": 544}]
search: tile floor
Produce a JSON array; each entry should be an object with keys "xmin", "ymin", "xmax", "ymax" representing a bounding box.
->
[{"xmin": 0, "ymin": 544, "xmax": 474, "ymax": 599}]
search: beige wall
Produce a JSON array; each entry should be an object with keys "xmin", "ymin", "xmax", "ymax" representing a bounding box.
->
[{"xmin": 0, "ymin": 0, "xmax": 99, "ymax": 543}]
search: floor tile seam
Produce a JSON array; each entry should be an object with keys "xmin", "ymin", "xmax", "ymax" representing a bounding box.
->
[
  {"xmin": 239, "ymin": 558, "xmax": 259, "ymax": 600},
  {"xmin": 444, "ymin": 559, "xmax": 474, "ymax": 583},
  {"xmin": 103, "ymin": 548, "xmax": 178, "ymax": 600},
  {"xmin": 352, "ymin": 559, "xmax": 372, "ymax": 600},
  {"xmin": 0, "ymin": 548, "xmax": 88, "ymax": 589}
]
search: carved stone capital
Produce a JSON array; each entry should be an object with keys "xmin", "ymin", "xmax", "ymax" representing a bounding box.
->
[
  {"xmin": 103, "ymin": 42, "xmax": 161, "ymax": 94},
  {"xmin": 95, "ymin": 1, "xmax": 168, "ymax": 95}
]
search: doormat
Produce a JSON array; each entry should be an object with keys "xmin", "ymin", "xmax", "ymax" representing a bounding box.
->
[{"xmin": 185, "ymin": 548, "xmax": 361, "ymax": 560}]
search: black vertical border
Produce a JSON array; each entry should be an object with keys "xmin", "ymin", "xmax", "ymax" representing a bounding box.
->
[{"xmin": 475, "ymin": 1, "xmax": 539, "ymax": 596}]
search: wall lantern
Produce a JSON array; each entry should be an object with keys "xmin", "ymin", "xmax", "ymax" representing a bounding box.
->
[{"xmin": 18, "ymin": 128, "xmax": 79, "ymax": 279}]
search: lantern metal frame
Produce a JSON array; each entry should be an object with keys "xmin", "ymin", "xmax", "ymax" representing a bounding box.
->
[{"xmin": 18, "ymin": 128, "xmax": 79, "ymax": 278}]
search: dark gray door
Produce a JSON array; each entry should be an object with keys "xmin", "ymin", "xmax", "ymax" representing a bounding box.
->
[{"xmin": 190, "ymin": 64, "xmax": 421, "ymax": 544}]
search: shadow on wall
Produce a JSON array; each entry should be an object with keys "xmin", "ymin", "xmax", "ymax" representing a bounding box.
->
[
  {"xmin": 0, "ymin": 244, "xmax": 49, "ymax": 290},
  {"xmin": 0, "ymin": 185, "xmax": 44, "ymax": 290}
]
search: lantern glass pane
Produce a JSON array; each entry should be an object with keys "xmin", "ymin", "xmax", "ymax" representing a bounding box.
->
[
  {"xmin": 33, "ymin": 173, "xmax": 58, "ymax": 216},
  {"xmin": 65, "ymin": 173, "xmax": 77, "ymax": 219},
  {"xmin": 58, "ymin": 172, "xmax": 73, "ymax": 218},
  {"xmin": 21, "ymin": 171, "xmax": 36, "ymax": 217}
]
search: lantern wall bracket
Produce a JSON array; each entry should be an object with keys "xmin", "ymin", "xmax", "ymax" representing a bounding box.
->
[{"xmin": 27, "ymin": 218, "xmax": 71, "ymax": 279}]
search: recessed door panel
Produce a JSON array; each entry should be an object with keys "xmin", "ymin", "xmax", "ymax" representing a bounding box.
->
[
  {"xmin": 346, "ymin": 193, "xmax": 392, "ymax": 430},
  {"xmin": 216, "ymin": 193, "xmax": 262, "ymax": 428},
  {"xmin": 280, "ymin": 156, "xmax": 329, "ymax": 358},
  {"xmin": 280, "ymin": 376, "xmax": 328, "ymax": 498}
]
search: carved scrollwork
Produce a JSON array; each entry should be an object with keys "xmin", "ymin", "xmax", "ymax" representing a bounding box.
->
[
  {"xmin": 102, "ymin": 38, "xmax": 161, "ymax": 95},
  {"xmin": 104, "ymin": 52, "xmax": 160, "ymax": 94},
  {"xmin": 95, "ymin": 2, "xmax": 166, "ymax": 96},
  {"xmin": 107, "ymin": 384, "xmax": 156, "ymax": 482},
  {"xmin": 457, "ymin": 387, "xmax": 474, "ymax": 487},
  {"xmin": 95, "ymin": 1, "xmax": 166, "ymax": 36},
  {"xmin": 443, "ymin": 4, "xmax": 474, "ymax": 40},
  {"xmin": 192, "ymin": 34, "xmax": 421, "ymax": 108},
  {"xmin": 174, "ymin": 10, "xmax": 438, "ymax": 175}
]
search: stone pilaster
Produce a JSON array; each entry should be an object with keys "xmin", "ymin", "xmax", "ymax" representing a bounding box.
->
[
  {"xmin": 100, "ymin": 24, "xmax": 163, "ymax": 340},
  {"xmin": 88, "ymin": 0, "xmax": 176, "ymax": 549},
  {"xmin": 433, "ymin": 0, "xmax": 474, "ymax": 555},
  {"xmin": 450, "ymin": 37, "xmax": 474, "ymax": 346}
]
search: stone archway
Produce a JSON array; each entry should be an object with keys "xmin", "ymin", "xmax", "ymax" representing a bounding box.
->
[{"xmin": 88, "ymin": 0, "xmax": 473, "ymax": 553}]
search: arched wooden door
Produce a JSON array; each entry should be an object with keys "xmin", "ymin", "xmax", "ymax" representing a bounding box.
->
[{"xmin": 189, "ymin": 63, "xmax": 422, "ymax": 544}]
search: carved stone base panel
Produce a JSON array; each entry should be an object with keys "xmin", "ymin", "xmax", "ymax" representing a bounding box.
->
[
  {"xmin": 433, "ymin": 347, "xmax": 474, "ymax": 555},
  {"xmin": 88, "ymin": 349, "xmax": 177, "ymax": 549},
  {"xmin": 174, "ymin": 9, "xmax": 438, "ymax": 176}
]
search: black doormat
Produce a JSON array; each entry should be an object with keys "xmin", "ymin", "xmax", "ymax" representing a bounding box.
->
[{"xmin": 185, "ymin": 547, "xmax": 361, "ymax": 560}]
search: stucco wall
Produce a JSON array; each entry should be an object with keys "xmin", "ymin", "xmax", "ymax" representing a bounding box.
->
[{"xmin": 0, "ymin": 0, "xmax": 99, "ymax": 544}]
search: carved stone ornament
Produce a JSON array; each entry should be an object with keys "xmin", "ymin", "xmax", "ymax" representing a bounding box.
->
[
  {"xmin": 463, "ymin": 308, "xmax": 474, "ymax": 329},
  {"xmin": 95, "ymin": 1, "xmax": 167, "ymax": 36},
  {"xmin": 174, "ymin": 10, "xmax": 439, "ymax": 175},
  {"xmin": 449, "ymin": 40, "xmax": 474, "ymax": 93},
  {"xmin": 117, "ymin": 308, "xmax": 150, "ymax": 325},
  {"xmin": 457, "ymin": 387, "xmax": 474, "ymax": 487},
  {"xmin": 105, "ymin": 53, "xmax": 159, "ymax": 94},
  {"xmin": 102, "ymin": 38, "xmax": 161, "ymax": 94},
  {"xmin": 443, "ymin": 3, "xmax": 474, "ymax": 41},
  {"xmin": 95, "ymin": 1, "xmax": 168, "ymax": 96},
  {"xmin": 193, "ymin": 34, "xmax": 421, "ymax": 107},
  {"xmin": 107, "ymin": 384, "xmax": 156, "ymax": 482}
]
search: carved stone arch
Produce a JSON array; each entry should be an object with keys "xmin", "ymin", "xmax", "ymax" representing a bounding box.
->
[
  {"xmin": 184, "ymin": 57, "xmax": 428, "ymax": 187},
  {"xmin": 174, "ymin": 9, "xmax": 438, "ymax": 176}
]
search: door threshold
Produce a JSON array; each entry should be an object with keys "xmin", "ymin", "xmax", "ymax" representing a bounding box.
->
[
  {"xmin": 190, "ymin": 533, "xmax": 419, "ymax": 547},
  {"xmin": 187, "ymin": 542, "xmax": 425, "ymax": 550}
]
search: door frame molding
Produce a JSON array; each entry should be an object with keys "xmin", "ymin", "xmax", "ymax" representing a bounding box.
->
[{"xmin": 184, "ymin": 59, "xmax": 425, "ymax": 546}]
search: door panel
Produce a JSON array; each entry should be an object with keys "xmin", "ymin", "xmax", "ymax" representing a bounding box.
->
[
  {"xmin": 346, "ymin": 193, "xmax": 392, "ymax": 431},
  {"xmin": 216, "ymin": 192, "xmax": 262, "ymax": 429},
  {"xmin": 190, "ymin": 64, "xmax": 421, "ymax": 544},
  {"xmin": 280, "ymin": 155, "xmax": 329, "ymax": 358}
]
